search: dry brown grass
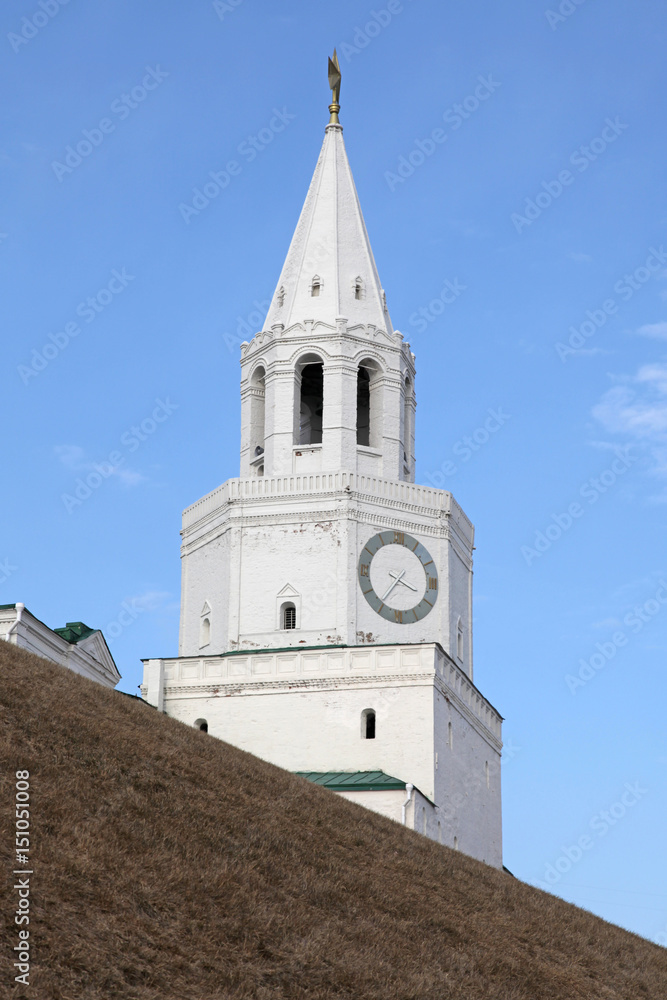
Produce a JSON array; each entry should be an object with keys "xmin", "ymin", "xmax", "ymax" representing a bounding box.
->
[{"xmin": 1, "ymin": 643, "xmax": 665, "ymax": 999}]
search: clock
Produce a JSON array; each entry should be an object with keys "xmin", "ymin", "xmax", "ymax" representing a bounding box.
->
[{"xmin": 358, "ymin": 530, "xmax": 438, "ymax": 623}]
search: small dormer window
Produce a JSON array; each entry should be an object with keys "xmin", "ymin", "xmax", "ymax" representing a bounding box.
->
[
  {"xmin": 311, "ymin": 276, "xmax": 321, "ymax": 297},
  {"xmin": 354, "ymin": 276, "xmax": 364, "ymax": 300},
  {"xmin": 277, "ymin": 285, "xmax": 285, "ymax": 307}
]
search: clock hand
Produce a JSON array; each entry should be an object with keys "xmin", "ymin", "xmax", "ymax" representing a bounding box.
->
[
  {"xmin": 381, "ymin": 569, "xmax": 406, "ymax": 602},
  {"xmin": 388, "ymin": 570, "xmax": 418, "ymax": 593}
]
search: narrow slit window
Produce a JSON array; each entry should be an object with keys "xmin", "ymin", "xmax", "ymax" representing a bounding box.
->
[
  {"xmin": 199, "ymin": 617, "xmax": 210, "ymax": 648},
  {"xmin": 362, "ymin": 709, "xmax": 376, "ymax": 739},
  {"xmin": 354, "ymin": 277, "xmax": 363, "ymax": 300},
  {"xmin": 311, "ymin": 276, "xmax": 321, "ymax": 297},
  {"xmin": 457, "ymin": 620, "xmax": 463, "ymax": 660}
]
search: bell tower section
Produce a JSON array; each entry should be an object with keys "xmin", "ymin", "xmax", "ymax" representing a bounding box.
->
[{"xmin": 178, "ymin": 86, "xmax": 473, "ymax": 671}]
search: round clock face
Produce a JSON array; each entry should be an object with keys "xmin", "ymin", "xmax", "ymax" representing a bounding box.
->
[{"xmin": 358, "ymin": 530, "xmax": 438, "ymax": 624}]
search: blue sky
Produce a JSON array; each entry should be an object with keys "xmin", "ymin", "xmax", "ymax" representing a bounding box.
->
[{"xmin": 2, "ymin": 0, "xmax": 666, "ymax": 943}]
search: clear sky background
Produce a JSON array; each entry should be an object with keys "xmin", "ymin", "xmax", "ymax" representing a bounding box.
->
[{"xmin": 2, "ymin": 0, "xmax": 666, "ymax": 944}]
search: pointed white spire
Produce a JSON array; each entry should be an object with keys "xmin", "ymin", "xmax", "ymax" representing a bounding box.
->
[{"xmin": 263, "ymin": 121, "xmax": 393, "ymax": 336}]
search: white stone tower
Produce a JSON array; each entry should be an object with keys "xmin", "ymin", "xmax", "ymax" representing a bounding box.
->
[{"xmin": 143, "ymin": 54, "xmax": 503, "ymax": 867}]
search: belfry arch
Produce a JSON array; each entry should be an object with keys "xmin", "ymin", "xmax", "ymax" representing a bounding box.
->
[
  {"xmin": 295, "ymin": 352, "xmax": 325, "ymax": 446},
  {"xmin": 356, "ymin": 357, "xmax": 383, "ymax": 450}
]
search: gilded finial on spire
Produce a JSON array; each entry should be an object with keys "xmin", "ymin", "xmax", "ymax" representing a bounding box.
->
[{"xmin": 327, "ymin": 49, "xmax": 341, "ymax": 125}]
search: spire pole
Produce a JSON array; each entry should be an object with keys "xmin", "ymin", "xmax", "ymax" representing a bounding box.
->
[{"xmin": 327, "ymin": 49, "xmax": 341, "ymax": 126}]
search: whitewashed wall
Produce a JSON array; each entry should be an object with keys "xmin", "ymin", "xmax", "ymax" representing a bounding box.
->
[
  {"xmin": 142, "ymin": 643, "xmax": 502, "ymax": 867},
  {"xmin": 178, "ymin": 474, "xmax": 475, "ymax": 679}
]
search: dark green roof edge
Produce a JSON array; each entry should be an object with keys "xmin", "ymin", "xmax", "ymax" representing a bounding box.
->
[
  {"xmin": 142, "ymin": 640, "xmax": 437, "ymax": 660},
  {"xmin": 53, "ymin": 621, "xmax": 97, "ymax": 644},
  {"xmin": 295, "ymin": 771, "xmax": 406, "ymax": 792},
  {"xmin": 0, "ymin": 603, "xmax": 17, "ymax": 610}
]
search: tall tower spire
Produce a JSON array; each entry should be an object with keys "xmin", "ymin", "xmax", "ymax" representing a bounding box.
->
[{"xmin": 262, "ymin": 51, "xmax": 394, "ymax": 338}]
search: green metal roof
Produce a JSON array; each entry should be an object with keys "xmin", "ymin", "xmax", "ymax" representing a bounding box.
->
[
  {"xmin": 53, "ymin": 622, "xmax": 97, "ymax": 644},
  {"xmin": 0, "ymin": 604, "xmax": 16, "ymax": 610},
  {"xmin": 295, "ymin": 771, "xmax": 406, "ymax": 792},
  {"xmin": 142, "ymin": 641, "xmax": 424, "ymax": 661}
]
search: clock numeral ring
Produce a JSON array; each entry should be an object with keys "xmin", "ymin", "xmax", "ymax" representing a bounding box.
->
[{"xmin": 358, "ymin": 530, "xmax": 437, "ymax": 623}]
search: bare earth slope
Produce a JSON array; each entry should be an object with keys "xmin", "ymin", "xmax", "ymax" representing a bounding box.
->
[{"xmin": 1, "ymin": 643, "xmax": 666, "ymax": 999}]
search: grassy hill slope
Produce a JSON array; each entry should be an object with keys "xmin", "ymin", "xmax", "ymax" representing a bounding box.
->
[{"xmin": 1, "ymin": 643, "xmax": 666, "ymax": 999}]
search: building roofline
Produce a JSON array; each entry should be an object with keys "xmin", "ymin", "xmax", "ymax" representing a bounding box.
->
[{"xmin": 141, "ymin": 641, "xmax": 503, "ymax": 721}]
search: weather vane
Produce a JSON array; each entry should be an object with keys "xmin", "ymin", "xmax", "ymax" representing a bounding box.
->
[{"xmin": 328, "ymin": 49, "xmax": 341, "ymax": 125}]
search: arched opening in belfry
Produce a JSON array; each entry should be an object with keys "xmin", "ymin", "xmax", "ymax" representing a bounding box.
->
[
  {"xmin": 356, "ymin": 358, "xmax": 382, "ymax": 449},
  {"xmin": 298, "ymin": 362, "xmax": 324, "ymax": 445},
  {"xmin": 250, "ymin": 365, "xmax": 266, "ymax": 475},
  {"xmin": 403, "ymin": 375, "xmax": 413, "ymax": 476},
  {"xmin": 356, "ymin": 367, "xmax": 371, "ymax": 446}
]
